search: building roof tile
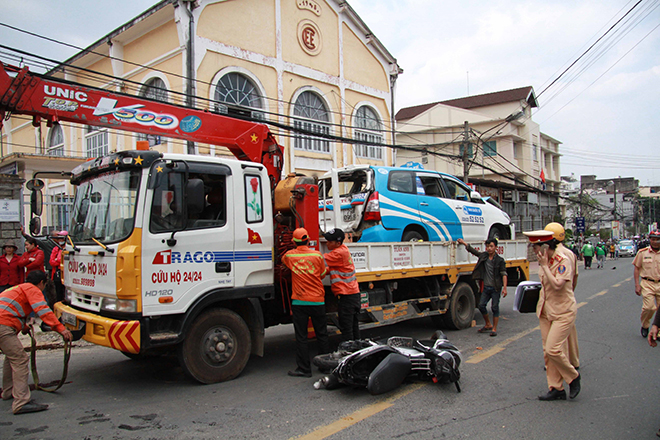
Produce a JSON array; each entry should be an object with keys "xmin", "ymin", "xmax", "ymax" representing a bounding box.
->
[{"xmin": 395, "ymin": 86, "xmax": 538, "ymax": 121}]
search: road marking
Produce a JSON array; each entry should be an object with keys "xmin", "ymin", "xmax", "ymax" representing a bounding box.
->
[
  {"xmin": 295, "ymin": 273, "xmax": 634, "ymax": 438},
  {"xmin": 593, "ymin": 394, "xmax": 630, "ymax": 401},
  {"xmin": 466, "ymin": 326, "xmax": 539, "ymax": 364},
  {"xmin": 293, "ymin": 383, "xmax": 426, "ymax": 440},
  {"xmin": 587, "ymin": 290, "xmax": 608, "ymax": 300}
]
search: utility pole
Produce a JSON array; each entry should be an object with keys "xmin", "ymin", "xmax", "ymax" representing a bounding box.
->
[{"xmin": 462, "ymin": 121, "xmax": 470, "ymax": 184}]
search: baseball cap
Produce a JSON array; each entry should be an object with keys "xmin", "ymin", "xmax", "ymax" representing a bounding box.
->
[
  {"xmin": 323, "ymin": 228, "xmax": 345, "ymax": 242},
  {"xmin": 292, "ymin": 228, "xmax": 309, "ymax": 243}
]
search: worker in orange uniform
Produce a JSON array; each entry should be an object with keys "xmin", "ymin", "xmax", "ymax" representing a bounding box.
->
[
  {"xmin": 0, "ymin": 271, "xmax": 72, "ymax": 414},
  {"xmin": 633, "ymin": 229, "xmax": 660, "ymax": 338},
  {"xmin": 524, "ymin": 228, "xmax": 581, "ymax": 401},
  {"xmin": 282, "ymin": 228, "xmax": 329, "ymax": 377},
  {"xmin": 323, "ymin": 228, "xmax": 361, "ymax": 342}
]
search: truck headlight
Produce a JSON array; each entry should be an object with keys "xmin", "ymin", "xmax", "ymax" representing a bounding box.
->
[
  {"xmin": 101, "ymin": 298, "xmax": 137, "ymax": 313},
  {"xmin": 503, "ymin": 212, "xmax": 511, "ymax": 222},
  {"xmin": 64, "ymin": 287, "xmax": 73, "ymax": 303}
]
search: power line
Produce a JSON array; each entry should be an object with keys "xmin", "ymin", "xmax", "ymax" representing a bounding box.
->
[{"xmin": 537, "ymin": 0, "xmax": 644, "ymax": 98}]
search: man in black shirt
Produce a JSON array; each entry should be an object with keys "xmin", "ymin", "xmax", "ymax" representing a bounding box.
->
[{"xmin": 458, "ymin": 238, "xmax": 508, "ymax": 336}]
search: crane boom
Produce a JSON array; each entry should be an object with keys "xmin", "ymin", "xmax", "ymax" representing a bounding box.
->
[{"xmin": 0, "ymin": 63, "xmax": 283, "ymax": 187}]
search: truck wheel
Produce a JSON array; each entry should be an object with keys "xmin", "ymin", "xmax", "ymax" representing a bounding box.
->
[
  {"xmin": 178, "ymin": 308, "xmax": 251, "ymax": 384},
  {"xmin": 436, "ymin": 282, "xmax": 475, "ymax": 330}
]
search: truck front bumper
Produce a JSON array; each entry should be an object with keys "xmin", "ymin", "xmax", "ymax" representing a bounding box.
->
[{"xmin": 55, "ymin": 303, "xmax": 141, "ymax": 354}]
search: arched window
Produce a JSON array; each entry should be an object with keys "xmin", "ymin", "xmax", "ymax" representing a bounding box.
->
[
  {"xmin": 354, "ymin": 106, "xmax": 383, "ymax": 160},
  {"xmin": 141, "ymin": 77, "xmax": 168, "ymax": 102},
  {"xmin": 138, "ymin": 78, "xmax": 168, "ymax": 147},
  {"xmin": 48, "ymin": 123, "xmax": 64, "ymax": 156},
  {"xmin": 293, "ymin": 91, "xmax": 330, "ymax": 153},
  {"xmin": 215, "ymin": 72, "xmax": 263, "ymax": 110},
  {"xmin": 85, "ymin": 125, "xmax": 108, "ymax": 158}
]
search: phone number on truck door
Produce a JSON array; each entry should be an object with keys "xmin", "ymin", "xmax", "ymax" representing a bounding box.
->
[{"xmin": 152, "ymin": 270, "xmax": 202, "ymax": 284}]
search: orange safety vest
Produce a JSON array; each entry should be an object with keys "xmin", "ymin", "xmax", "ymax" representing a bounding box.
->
[
  {"xmin": 282, "ymin": 245, "xmax": 327, "ymax": 303},
  {"xmin": 0, "ymin": 283, "xmax": 64, "ymax": 333},
  {"xmin": 324, "ymin": 244, "xmax": 359, "ymax": 296}
]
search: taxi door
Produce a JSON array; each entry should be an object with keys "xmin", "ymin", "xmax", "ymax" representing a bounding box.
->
[
  {"xmin": 415, "ymin": 173, "xmax": 460, "ymax": 241},
  {"xmin": 440, "ymin": 177, "xmax": 486, "ymax": 241}
]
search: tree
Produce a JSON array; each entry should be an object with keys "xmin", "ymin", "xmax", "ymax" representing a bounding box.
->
[
  {"xmin": 566, "ymin": 193, "xmax": 607, "ymax": 233},
  {"xmin": 638, "ymin": 197, "xmax": 660, "ymax": 230}
]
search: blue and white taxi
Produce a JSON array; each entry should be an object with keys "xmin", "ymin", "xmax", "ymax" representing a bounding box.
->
[{"xmin": 318, "ymin": 165, "xmax": 513, "ymax": 242}]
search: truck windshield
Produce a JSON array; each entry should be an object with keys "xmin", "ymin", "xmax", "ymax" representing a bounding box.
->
[{"xmin": 69, "ymin": 170, "xmax": 141, "ymax": 244}]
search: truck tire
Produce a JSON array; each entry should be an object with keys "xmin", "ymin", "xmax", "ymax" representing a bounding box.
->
[
  {"xmin": 178, "ymin": 308, "xmax": 251, "ymax": 384},
  {"xmin": 435, "ymin": 282, "xmax": 475, "ymax": 330}
]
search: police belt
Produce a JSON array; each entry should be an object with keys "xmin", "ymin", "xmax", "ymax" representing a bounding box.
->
[{"xmin": 642, "ymin": 277, "xmax": 660, "ymax": 283}]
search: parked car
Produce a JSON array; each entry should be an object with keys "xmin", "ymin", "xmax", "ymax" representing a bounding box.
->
[
  {"xmin": 318, "ymin": 165, "xmax": 513, "ymax": 242},
  {"xmin": 618, "ymin": 239, "xmax": 637, "ymax": 257}
]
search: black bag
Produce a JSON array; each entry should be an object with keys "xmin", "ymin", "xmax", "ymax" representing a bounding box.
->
[{"xmin": 514, "ymin": 281, "xmax": 542, "ymax": 313}]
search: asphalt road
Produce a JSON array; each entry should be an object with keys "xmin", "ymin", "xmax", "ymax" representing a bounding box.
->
[{"xmin": 2, "ymin": 256, "xmax": 659, "ymax": 439}]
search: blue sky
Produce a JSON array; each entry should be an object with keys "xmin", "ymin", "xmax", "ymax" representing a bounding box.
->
[{"xmin": 2, "ymin": 0, "xmax": 659, "ymax": 185}]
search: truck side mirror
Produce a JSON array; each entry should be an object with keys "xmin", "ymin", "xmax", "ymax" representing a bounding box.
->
[
  {"xmin": 30, "ymin": 190, "xmax": 43, "ymax": 217},
  {"xmin": 26, "ymin": 178, "xmax": 44, "ymax": 217},
  {"xmin": 186, "ymin": 178, "xmax": 205, "ymax": 216},
  {"xmin": 29, "ymin": 217, "xmax": 41, "ymax": 236}
]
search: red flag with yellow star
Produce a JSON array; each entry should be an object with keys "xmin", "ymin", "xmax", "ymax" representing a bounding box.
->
[{"xmin": 247, "ymin": 228, "xmax": 262, "ymax": 244}]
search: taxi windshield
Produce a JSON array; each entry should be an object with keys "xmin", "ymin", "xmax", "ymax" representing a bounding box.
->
[{"xmin": 69, "ymin": 170, "xmax": 141, "ymax": 244}]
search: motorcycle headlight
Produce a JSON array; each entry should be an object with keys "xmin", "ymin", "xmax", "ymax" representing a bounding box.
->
[{"xmin": 101, "ymin": 298, "xmax": 137, "ymax": 313}]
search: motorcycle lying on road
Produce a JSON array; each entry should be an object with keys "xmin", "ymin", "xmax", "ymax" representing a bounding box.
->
[{"xmin": 313, "ymin": 331, "xmax": 462, "ymax": 395}]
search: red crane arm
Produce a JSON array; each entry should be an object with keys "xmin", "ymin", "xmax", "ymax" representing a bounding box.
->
[{"xmin": 0, "ymin": 63, "xmax": 283, "ymax": 187}]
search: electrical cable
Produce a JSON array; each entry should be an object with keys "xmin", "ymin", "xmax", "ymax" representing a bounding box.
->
[{"xmin": 537, "ymin": 0, "xmax": 643, "ymax": 98}]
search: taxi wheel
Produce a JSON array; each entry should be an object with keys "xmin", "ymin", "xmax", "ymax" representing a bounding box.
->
[
  {"xmin": 488, "ymin": 226, "xmax": 505, "ymax": 240},
  {"xmin": 402, "ymin": 230, "xmax": 424, "ymax": 242},
  {"xmin": 178, "ymin": 308, "xmax": 251, "ymax": 384}
]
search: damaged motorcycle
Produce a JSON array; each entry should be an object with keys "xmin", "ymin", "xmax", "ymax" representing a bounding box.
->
[{"xmin": 313, "ymin": 332, "xmax": 462, "ymax": 395}]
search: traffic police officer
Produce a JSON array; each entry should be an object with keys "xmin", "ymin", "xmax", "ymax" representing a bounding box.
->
[
  {"xmin": 544, "ymin": 223, "xmax": 580, "ymax": 369},
  {"xmin": 524, "ymin": 227, "xmax": 581, "ymax": 400},
  {"xmin": 633, "ymin": 229, "xmax": 660, "ymax": 338}
]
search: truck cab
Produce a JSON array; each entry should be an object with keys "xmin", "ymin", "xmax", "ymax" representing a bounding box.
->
[{"xmin": 57, "ymin": 150, "xmax": 275, "ymax": 382}]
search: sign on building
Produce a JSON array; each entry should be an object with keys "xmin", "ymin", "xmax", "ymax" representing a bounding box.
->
[{"xmin": 0, "ymin": 199, "xmax": 20, "ymax": 222}]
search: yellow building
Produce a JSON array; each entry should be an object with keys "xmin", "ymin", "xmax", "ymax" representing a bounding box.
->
[{"xmin": 0, "ymin": 0, "xmax": 401, "ymax": 232}]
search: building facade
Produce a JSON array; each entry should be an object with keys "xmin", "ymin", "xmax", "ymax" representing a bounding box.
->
[
  {"xmin": 394, "ymin": 86, "xmax": 562, "ymax": 234},
  {"xmin": 0, "ymin": 0, "xmax": 401, "ymax": 232}
]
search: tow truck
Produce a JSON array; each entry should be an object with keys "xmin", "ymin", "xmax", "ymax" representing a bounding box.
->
[{"xmin": 0, "ymin": 62, "xmax": 528, "ymax": 383}]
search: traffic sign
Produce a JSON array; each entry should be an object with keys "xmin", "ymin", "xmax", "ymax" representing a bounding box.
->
[{"xmin": 575, "ymin": 217, "xmax": 586, "ymax": 233}]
